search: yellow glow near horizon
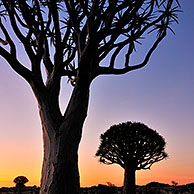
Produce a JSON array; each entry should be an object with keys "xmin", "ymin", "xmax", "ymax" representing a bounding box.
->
[
  {"xmin": 0, "ymin": 141, "xmax": 42, "ymax": 188},
  {"xmin": 1, "ymin": 151, "xmax": 194, "ymax": 188}
]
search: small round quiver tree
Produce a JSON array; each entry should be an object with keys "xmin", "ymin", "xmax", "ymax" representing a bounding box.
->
[
  {"xmin": 96, "ymin": 121, "xmax": 168, "ymax": 194},
  {"xmin": 13, "ymin": 176, "xmax": 29, "ymax": 188}
]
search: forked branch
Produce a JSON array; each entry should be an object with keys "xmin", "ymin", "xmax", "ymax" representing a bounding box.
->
[{"xmin": 97, "ymin": 31, "xmax": 166, "ymax": 76}]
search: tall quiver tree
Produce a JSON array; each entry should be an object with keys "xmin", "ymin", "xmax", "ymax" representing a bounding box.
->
[
  {"xmin": 96, "ymin": 122, "xmax": 168, "ymax": 194},
  {"xmin": 0, "ymin": 1, "xmax": 180, "ymax": 194}
]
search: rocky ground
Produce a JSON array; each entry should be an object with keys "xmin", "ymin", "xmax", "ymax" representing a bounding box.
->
[{"xmin": 0, "ymin": 182, "xmax": 194, "ymax": 194}]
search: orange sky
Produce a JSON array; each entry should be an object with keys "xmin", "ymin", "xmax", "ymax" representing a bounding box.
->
[{"xmin": 1, "ymin": 144, "xmax": 194, "ymax": 188}]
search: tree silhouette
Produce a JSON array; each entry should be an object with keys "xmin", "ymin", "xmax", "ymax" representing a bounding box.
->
[
  {"xmin": 0, "ymin": 1, "xmax": 180, "ymax": 193},
  {"xmin": 96, "ymin": 121, "xmax": 168, "ymax": 194},
  {"xmin": 13, "ymin": 176, "xmax": 29, "ymax": 188}
]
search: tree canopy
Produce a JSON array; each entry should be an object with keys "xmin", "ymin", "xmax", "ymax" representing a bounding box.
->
[
  {"xmin": 13, "ymin": 176, "xmax": 29, "ymax": 188},
  {"xmin": 96, "ymin": 121, "xmax": 168, "ymax": 170},
  {"xmin": 0, "ymin": 0, "xmax": 180, "ymax": 90}
]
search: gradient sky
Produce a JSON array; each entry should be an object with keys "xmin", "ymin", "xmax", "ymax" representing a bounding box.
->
[{"xmin": 0, "ymin": 1, "xmax": 194, "ymax": 188}]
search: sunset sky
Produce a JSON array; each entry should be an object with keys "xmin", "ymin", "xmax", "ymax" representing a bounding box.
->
[{"xmin": 0, "ymin": 1, "xmax": 194, "ymax": 188}]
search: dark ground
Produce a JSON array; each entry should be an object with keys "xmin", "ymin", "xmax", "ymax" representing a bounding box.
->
[{"xmin": 0, "ymin": 182, "xmax": 194, "ymax": 194}]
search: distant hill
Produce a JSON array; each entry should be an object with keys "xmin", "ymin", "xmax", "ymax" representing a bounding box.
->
[{"xmin": 1, "ymin": 182, "xmax": 194, "ymax": 194}]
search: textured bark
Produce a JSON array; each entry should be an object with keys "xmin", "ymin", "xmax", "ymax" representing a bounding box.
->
[
  {"xmin": 37, "ymin": 77, "xmax": 90, "ymax": 194},
  {"xmin": 123, "ymin": 165, "xmax": 136, "ymax": 194}
]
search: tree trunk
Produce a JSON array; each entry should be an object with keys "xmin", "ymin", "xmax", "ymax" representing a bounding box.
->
[
  {"xmin": 37, "ymin": 77, "xmax": 90, "ymax": 194},
  {"xmin": 123, "ymin": 165, "xmax": 136, "ymax": 194}
]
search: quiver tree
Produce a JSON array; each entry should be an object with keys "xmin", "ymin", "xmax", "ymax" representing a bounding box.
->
[
  {"xmin": 0, "ymin": 1, "xmax": 180, "ymax": 194},
  {"xmin": 96, "ymin": 121, "xmax": 168, "ymax": 194},
  {"xmin": 13, "ymin": 176, "xmax": 29, "ymax": 188}
]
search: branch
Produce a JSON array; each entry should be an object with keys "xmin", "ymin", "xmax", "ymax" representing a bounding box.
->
[
  {"xmin": 0, "ymin": 18, "xmax": 32, "ymax": 82},
  {"xmin": 2, "ymin": 0, "xmax": 36, "ymax": 61},
  {"xmin": 43, "ymin": 36, "xmax": 53, "ymax": 75},
  {"xmin": 109, "ymin": 39, "xmax": 133, "ymax": 69},
  {"xmin": 97, "ymin": 2, "xmax": 166, "ymax": 62},
  {"xmin": 64, "ymin": 0, "xmax": 80, "ymax": 36},
  {"xmin": 0, "ymin": 46, "xmax": 32, "ymax": 83},
  {"xmin": 79, "ymin": 0, "xmax": 89, "ymax": 16},
  {"xmin": 41, "ymin": 9, "xmax": 53, "ymax": 75},
  {"xmin": 1, "ymin": 1, "xmax": 45, "ymax": 88},
  {"xmin": 0, "ymin": 37, "xmax": 7, "ymax": 45},
  {"xmin": 0, "ymin": 19, "xmax": 16, "ymax": 57},
  {"xmin": 2, "ymin": 1, "xmax": 25, "ymax": 42},
  {"xmin": 17, "ymin": 0, "xmax": 35, "ymax": 29},
  {"xmin": 14, "ymin": 9, "xmax": 31, "ymax": 29},
  {"xmin": 97, "ymin": 31, "xmax": 166, "ymax": 76},
  {"xmin": 50, "ymin": 0, "xmax": 61, "ymax": 46},
  {"xmin": 138, "ymin": 154, "xmax": 167, "ymax": 170}
]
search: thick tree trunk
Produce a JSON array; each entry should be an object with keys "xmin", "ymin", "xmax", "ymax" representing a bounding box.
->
[
  {"xmin": 38, "ymin": 77, "xmax": 90, "ymax": 194},
  {"xmin": 123, "ymin": 165, "xmax": 136, "ymax": 194}
]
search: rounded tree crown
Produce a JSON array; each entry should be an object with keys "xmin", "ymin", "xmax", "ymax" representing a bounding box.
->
[
  {"xmin": 96, "ymin": 121, "xmax": 168, "ymax": 170},
  {"xmin": 13, "ymin": 176, "xmax": 29, "ymax": 187}
]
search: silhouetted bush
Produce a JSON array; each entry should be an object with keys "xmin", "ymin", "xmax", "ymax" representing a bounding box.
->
[{"xmin": 13, "ymin": 176, "xmax": 29, "ymax": 188}]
